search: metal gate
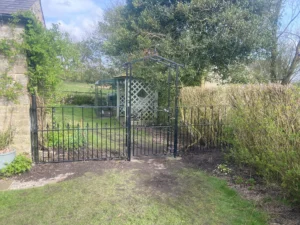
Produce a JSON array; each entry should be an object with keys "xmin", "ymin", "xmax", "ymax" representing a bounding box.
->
[
  {"xmin": 30, "ymin": 55, "xmax": 184, "ymax": 163},
  {"xmin": 123, "ymin": 55, "xmax": 183, "ymax": 160}
]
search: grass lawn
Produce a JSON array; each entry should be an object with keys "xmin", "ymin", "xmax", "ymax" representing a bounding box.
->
[
  {"xmin": 57, "ymin": 81, "xmax": 95, "ymax": 93},
  {"xmin": 0, "ymin": 166, "xmax": 267, "ymax": 225},
  {"xmin": 56, "ymin": 81, "xmax": 114, "ymax": 94}
]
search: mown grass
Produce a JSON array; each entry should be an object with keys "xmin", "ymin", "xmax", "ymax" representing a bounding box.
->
[
  {"xmin": 0, "ymin": 168, "xmax": 267, "ymax": 225},
  {"xmin": 57, "ymin": 81, "xmax": 113, "ymax": 94},
  {"xmin": 57, "ymin": 82, "xmax": 95, "ymax": 93}
]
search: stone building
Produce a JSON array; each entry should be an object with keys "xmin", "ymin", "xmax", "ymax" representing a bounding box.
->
[{"xmin": 0, "ymin": 0, "xmax": 45, "ymax": 155}]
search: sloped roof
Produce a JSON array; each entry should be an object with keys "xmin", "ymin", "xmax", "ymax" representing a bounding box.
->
[{"xmin": 0, "ymin": 0, "xmax": 37, "ymax": 15}]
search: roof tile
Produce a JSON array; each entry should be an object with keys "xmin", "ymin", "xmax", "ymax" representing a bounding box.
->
[{"xmin": 0, "ymin": 0, "xmax": 37, "ymax": 15}]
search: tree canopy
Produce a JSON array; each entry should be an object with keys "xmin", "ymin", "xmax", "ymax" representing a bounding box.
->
[{"xmin": 98, "ymin": 0, "xmax": 271, "ymax": 85}]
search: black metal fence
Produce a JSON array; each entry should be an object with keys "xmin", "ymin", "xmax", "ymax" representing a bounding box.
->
[{"xmin": 30, "ymin": 96, "xmax": 227, "ymax": 163}]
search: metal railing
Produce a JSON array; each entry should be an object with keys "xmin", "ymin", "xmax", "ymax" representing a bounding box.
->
[{"xmin": 31, "ymin": 96, "xmax": 227, "ymax": 163}]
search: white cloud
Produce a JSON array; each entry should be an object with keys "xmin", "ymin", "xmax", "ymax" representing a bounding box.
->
[{"xmin": 42, "ymin": 0, "xmax": 104, "ymax": 41}]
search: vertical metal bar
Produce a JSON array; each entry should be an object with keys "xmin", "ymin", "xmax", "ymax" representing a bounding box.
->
[
  {"xmin": 67, "ymin": 124, "xmax": 70, "ymax": 161},
  {"xmin": 127, "ymin": 63, "xmax": 132, "ymax": 161},
  {"xmin": 86, "ymin": 123, "xmax": 89, "ymax": 160},
  {"xmin": 166, "ymin": 65, "xmax": 171, "ymax": 151},
  {"xmin": 183, "ymin": 108, "xmax": 186, "ymax": 150},
  {"xmin": 125, "ymin": 65, "xmax": 129, "ymax": 156},
  {"xmin": 30, "ymin": 95, "xmax": 39, "ymax": 163},
  {"xmin": 57, "ymin": 123, "xmax": 60, "ymax": 162},
  {"xmin": 101, "ymin": 119, "xmax": 103, "ymax": 159},
  {"xmin": 144, "ymin": 125, "xmax": 146, "ymax": 155},
  {"xmin": 173, "ymin": 66, "xmax": 179, "ymax": 158},
  {"xmin": 159, "ymin": 127, "xmax": 162, "ymax": 154},
  {"xmin": 110, "ymin": 109, "xmax": 112, "ymax": 159},
  {"xmin": 92, "ymin": 108, "xmax": 94, "ymax": 158},
  {"xmin": 204, "ymin": 107, "xmax": 207, "ymax": 150},
  {"xmin": 96, "ymin": 123, "xmax": 99, "ymax": 159},
  {"xmin": 77, "ymin": 124, "xmax": 80, "ymax": 161},
  {"xmin": 41, "ymin": 107, "xmax": 44, "ymax": 162},
  {"xmin": 105, "ymin": 123, "xmax": 108, "ymax": 159},
  {"xmin": 210, "ymin": 106, "xmax": 214, "ymax": 148},
  {"xmin": 132, "ymin": 118, "xmax": 135, "ymax": 156},
  {"xmin": 47, "ymin": 124, "xmax": 49, "ymax": 162},
  {"xmin": 52, "ymin": 108, "xmax": 55, "ymax": 161},
  {"xmin": 72, "ymin": 107, "xmax": 75, "ymax": 161},
  {"xmin": 114, "ymin": 119, "xmax": 117, "ymax": 158},
  {"xmin": 62, "ymin": 108, "xmax": 65, "ymax": 162}
]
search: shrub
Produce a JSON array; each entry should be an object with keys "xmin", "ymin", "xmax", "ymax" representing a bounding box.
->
[
  {"xmin": 63, "ymin": 94, "xmax": 95, "ymax": 105},
  {"xmin": 180, "ymin": 84, "xmax": 300, "ymax": 203},
  {"xmin": 0, "ymin": 154, "xmax": 32, "ymax": 177},
  {"xmin": 225, "ymin": 85, "xmax": 300, "ymax": 202},
  {"xmin": 44, "ymin": 126, "xmax": 86, "ymax": 150},
  {"xmin": 0, "ymin": 128, "xmax": 14, "ymax": 150}
]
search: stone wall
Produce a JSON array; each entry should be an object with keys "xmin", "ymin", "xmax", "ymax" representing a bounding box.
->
[
  {"xmin": 30, "ymin": 0, "xmax": 45, "ymax": 25},
  {"xmin": 0, "ymin": 23, "xmax": 31, "ymax": 155}
]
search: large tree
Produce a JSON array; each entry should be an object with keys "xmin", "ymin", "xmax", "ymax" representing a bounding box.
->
[{"xmin": 97, "ymin": 0, "xmax": 270, "ymax": 85}]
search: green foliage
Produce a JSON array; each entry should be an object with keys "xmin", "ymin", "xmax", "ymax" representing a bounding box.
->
[
  {"xmin": 20, "ymin": 12, "xmax": 81, "ymax": 100},
  {"xmin": 0, "ymin": 74, "xmax": 23, "ymax": 102},
  {"xmin": 62, "ymin": 94, "xmax": 95, "ymax": 105},
  {"xmin": 45, "ymin": 126, "xmax": 86, "ymax": 150},
  {"xmin": 217, "ymin": 164, "xmax": 232, "ymax": 174},
  {"xmin": 0, "ymin": 39, "xmax": 23, "ymax": 102},
  {"xmin": 98, "ymin": 0, "xmax": 270, "ymax": 85},
  {"xmin": 0, "ymin": 128, "xmax": 14, "ymax": 150},
  {"xmin": 0, "ymin": 12, "xmax": 82, "ymax": 103},
  {"xmin": 0, "ymin": 154, "xmax": 32, "ymax": 177},
  {"xmin": 181, "ymin": 84, "xmax": 300, "ymax": 203}
]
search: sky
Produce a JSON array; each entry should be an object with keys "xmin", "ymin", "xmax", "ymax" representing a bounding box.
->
[
  {"xmin": 41, "ymin": 0, "xmax": 300, "ymax": 42},
  {"xmin": 41, "ymin": 0, "xmax": 124, "ymax": 41}
]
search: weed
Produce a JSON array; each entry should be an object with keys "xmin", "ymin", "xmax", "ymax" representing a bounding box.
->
[{"xmin": 217, "ymin": 164, "xmax": 232, "ymax": 174}]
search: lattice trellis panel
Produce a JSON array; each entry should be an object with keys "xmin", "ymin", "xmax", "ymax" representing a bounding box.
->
[
  {"xmin": 119, "ymin": 95, "xmax": 125, "ymax": 116},
  {"xmin": 117, "ymin": 80, "xmax": 125, "ymax": 117},
  {"xmin": 127, "ymin": 79, "xmax": 158, "ymax": 120}
]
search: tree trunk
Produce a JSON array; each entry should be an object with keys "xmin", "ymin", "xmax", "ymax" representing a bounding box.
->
[{"xmin": 281, "ymin": 39, "xmax": 300, "ymax": 85}]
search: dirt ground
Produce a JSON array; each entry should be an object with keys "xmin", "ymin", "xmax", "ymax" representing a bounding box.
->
[{"xmin": 8, "ymin": 149, "xmax": 300, "ymax": 225}]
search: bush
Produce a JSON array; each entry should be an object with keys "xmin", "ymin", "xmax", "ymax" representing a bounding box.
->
[
  {"xmin": 180, "ymin": 84, "xmax": 300, "ymax": 203},
  {"xmin": 63, "ymin": 94, "xmax": 95, "ymax": 105},
  {"xmin": 225, "ymin": 85, "xmax": 300, "ymax": 203},
  {"xmin": 0, "ymin": 154, "xmax": 32, "ymax": 177},
  {"xmin": 45, "ymin": 126, "xmax": 86, "ymax": 150}
]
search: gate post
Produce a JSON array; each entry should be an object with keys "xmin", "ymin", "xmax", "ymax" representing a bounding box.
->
[
  {"xmin": 125, "ymin": 63, "xmax": 132, "ymax": 161},
  {"xmin": 30, "ymin": 94, "xmax": 39, "ymax": 163},
  {"xmin": 173, "ymin": 65, "xmax": 179, "ymax": 158}
]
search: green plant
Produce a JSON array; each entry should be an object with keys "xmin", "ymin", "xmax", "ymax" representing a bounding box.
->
[
  {"xmin": 0, "ymin": 38, "xmax": 23, "ymax": 102},
  {"xmin": 63, "ymin": 94, "xmax": 95, "ymax": 105},
  {"xmin": 0, "ymin": 154, "xmax": 32, "ymax": 177},
  {"xmin": 0, "ymin": 12, "xmax": 82, "ymax": 103},
  {"xmin": 217, "ymin": 164, "xmax": 232, "ymax": 174},
  {"xmin": 45, "ymin": 126, "xmax": 86, "ymax": 150},
  {"xmin": 181, "ymin": 84, "xmax": 300, "ymax": 203},
  {"xmin": 246, "ymin": 178, "xmax": 256, "ymax": 190},
  {"xmin": 0, "ymin": 128, "xmax": 14, "ymax": 150},
  {"xmin": 233, "ymin": 176, "xmax": 244, "ymax": 185}
]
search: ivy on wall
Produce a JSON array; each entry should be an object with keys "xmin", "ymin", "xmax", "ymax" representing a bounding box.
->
[
  {"xmin": 0, "ymin": 38, "xmax": 23, "ymax": 102},
  {"xmin": 0, "ymin": 12, "xmax": 81, "ymax": 103}
]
